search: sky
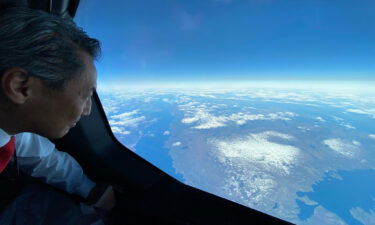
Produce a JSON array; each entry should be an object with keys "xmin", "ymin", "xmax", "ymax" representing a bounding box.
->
[{"xmin": 75, "ymin": 0, "xmax": 375, "ymax": 85}]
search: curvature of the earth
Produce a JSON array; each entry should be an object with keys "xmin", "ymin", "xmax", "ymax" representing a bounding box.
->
[{"xmin": 99, "ymin": 86, "xmax": 375, "ymax": 225}]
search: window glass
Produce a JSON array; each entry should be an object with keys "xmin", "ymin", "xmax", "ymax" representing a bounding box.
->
[{"xmin": 75, "ymin": 1, "xmax": 375, "ymax": 224}]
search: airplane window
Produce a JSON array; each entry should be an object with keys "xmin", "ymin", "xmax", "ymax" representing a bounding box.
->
[{"xmin": 75, "ymin": 0, "xmax": 375, "ymax": 224}]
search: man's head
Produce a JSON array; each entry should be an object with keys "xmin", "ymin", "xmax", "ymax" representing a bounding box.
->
[{"xmin": 0, "ymin": 7, "xmax": 101, "ymax": 139}]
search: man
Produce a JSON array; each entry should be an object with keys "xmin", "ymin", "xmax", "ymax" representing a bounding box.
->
[{"xmin": 0, "ymin": 6, "xmax": 114, "ymax": 225}]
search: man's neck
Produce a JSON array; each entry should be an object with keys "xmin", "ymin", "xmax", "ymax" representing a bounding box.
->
[{"xmin": 0, "ymin": 103, "xmax": 24, "ymax": 136}]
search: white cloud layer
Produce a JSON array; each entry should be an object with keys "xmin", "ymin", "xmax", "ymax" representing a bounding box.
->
[
  {"xmin": 172, "ymin": 142, "xmax": 182, "ymax": 147},
  {"xmin": 109, "ymin": 116, "xmax": 146, "ymax": 127},
  {"xmin": 110, "ymin": 126, "xmax": 131, "ymax": 136},
  {"xmin": 323, "ymin": 138, "xmax": 360, "ymax": 157},
  {"xmin": 110, "ymin": 110, "xmax": 139, "ymax": 119},
  {"xmin": 181, "ymin": 108, "xmax": 296, "ymax": 130},
  {"xmin": 350, "ymin": 207, "xmax": 375, "ymax": 225},
  {"xmin": 346, "ymin": 108, "xmax": 375, "ymax": 118},
  {"xmin": 210, "ymin": 131, "xmax": 300, "ymax": 175},
  {"xmin": 109, "ymin": 109, "xmax": 146, "ymax": 127}
]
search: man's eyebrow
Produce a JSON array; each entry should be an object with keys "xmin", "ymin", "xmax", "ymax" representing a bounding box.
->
[{"xmin": 84, "ymin": 87, "xmax": 96, "ymax": 96}]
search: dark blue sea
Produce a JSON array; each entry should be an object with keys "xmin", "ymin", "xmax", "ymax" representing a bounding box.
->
[{"xmin": 297, "ymin": 170, "xmax": 375, "ymax": 224}]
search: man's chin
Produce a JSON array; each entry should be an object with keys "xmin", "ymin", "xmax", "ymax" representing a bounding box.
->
[{"xmin": 47, "ymin": 127, "xmax": 71, "ymax": 140}]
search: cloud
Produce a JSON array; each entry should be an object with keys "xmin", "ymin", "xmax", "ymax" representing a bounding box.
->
[
  {"xmin": 210, "ymin": 131, "xmax": 300, "ymax": 175},
  {"xmin": 298, "ymin": 126, "xmax": 311, "ymax": 132},
  {"xmin": 109, "ymin": 116, "xmax": 146, "ymax": 127},
  {"xmin": 343, "ymin": 124, "xmax": 356, "ymax": 129},
  {"xmin": 332, "ymin": 116, "xmax": 356, "ymax": 129},
  {"xmin": 109, "ymin": 109, "xmax": 146, "ymax": 127},
  {"xmin": 172, "ymin": 142, "xmax": 182, "ymax": 147},
  {"xmin": 369, "ymin": 134, "xmax": 375, "ymax": 140},
  {"xmin": 315, "ymin": 117, "xmax": 325, "ymax": 122},
  {"xmin": 181, "ymin": 109, "xmax": 227, "ymax": 129},
  {"xmin": 99, "ymin": 96, "xmax": 122, "ymax": 115},
  {"xmin": 350, "ymin": 208, "xmax": 375, "ymax": 225},
  {"xmin": 323, "ymin": 138, "xmax": 360, "ymax": 157},
  {"xmin": 229, "ymin": 112, "xmax": 296, "ymax": 123},
  {"xmin": 195, "ymin": 120, "xmax": 226, "ymax": 129},
  {"xmin": 181, "ymin": 116, "xmax": 200, "ymax": 124},
  {"xmin": 223, "ymin": 174, "xmax": 276, "ymax": 205},
  {"xmin": 170, "ymin": 131, "xmax": 301, "ymax": 211},
  {"xmin": 297, "ymin": 195, "xmax": 318, "ymax": 206},
  {"xmin": 101, "ymin": 84, "xmax": 375, "ymax": 111},
  {"xmin": 346, "ymin": 109, "xmax": 368, "ymax": 114},
  {"xmin": 236, "ymin": 120, "xmax": 246, "ymax": 125},
  {"xmin": 333, "ymin": 116, "xmax": 344, "ymax": 121},
  {"xmin": 181, "ymin": 108, "xmax": 296, "ymax": 129},
  {"xmin": 110, "ymin": 126, "xmax": 131, "ymax": 136},
  {"xmin": 346, "ymin": 108, "xmax": 375, "ymax": 118},
  {"xmin": 163, "ymin": 130, "xmax": 170, "ymax": 135},
  {"xmin": 110, "ymin": 110, "xmax": 139, "ymax": 120},
  {"xmin": 178, "ymin": 101, "xmax": 201, "ymax": 114},
  {"xmin": 102, "ymin": 104, "xmax": 119, "ymax": 115}
]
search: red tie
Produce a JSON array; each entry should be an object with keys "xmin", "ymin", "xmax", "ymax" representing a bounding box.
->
[{"xmin": 0, "ymin": 136, "xmax": 15, "ymax": 173}]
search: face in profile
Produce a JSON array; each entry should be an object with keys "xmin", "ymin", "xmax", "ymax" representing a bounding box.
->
[{"xmin": 28, "ymin": 52, "xmax": 97, "ymax": 139}]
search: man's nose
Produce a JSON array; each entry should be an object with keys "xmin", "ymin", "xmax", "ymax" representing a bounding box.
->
[{"xmin": 82, "ymin": 97, "xmax": 92, "ymax": 116}]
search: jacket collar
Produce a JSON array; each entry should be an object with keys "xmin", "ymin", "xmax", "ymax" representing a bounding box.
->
[{"xmin": 0, "ymin": 128, "xmax": 11, "ymax": 148}]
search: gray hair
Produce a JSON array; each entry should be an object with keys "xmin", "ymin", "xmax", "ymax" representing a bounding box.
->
[{"xmin": 0, "ymin": 7, "xmax": 101, "ymax": 89}]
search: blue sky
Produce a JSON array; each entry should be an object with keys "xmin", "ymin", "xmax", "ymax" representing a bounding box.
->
[{"xmin": 75, "ymin": 0, "xmax": 375, "ymax": 84}]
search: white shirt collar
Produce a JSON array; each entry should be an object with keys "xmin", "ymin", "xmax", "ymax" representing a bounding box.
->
[{"xmin": 0, "ymin": 128, "xmax": 11, "ymax": 148}]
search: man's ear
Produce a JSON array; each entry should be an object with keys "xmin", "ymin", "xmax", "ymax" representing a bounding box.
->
[{"xmin": 1, "ymin": 68, "xmax": 34, "ymax": 104}]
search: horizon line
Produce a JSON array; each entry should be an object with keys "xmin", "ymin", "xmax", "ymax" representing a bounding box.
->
[{"xmin": 97, "ymin": 80, "xmax": 375, "ymax": 92}]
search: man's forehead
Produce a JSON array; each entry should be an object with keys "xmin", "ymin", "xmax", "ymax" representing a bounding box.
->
[
  {"xmin": 82, "ymin": 72, "xmax": 97, "ymax": 93},
  {"xmin": 69, "ymin": 55, "xmax": 96, "ymax": 95},
  {"xmin": 81, "ymin": 52, "xmax": 97, "ymax": 88}
]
